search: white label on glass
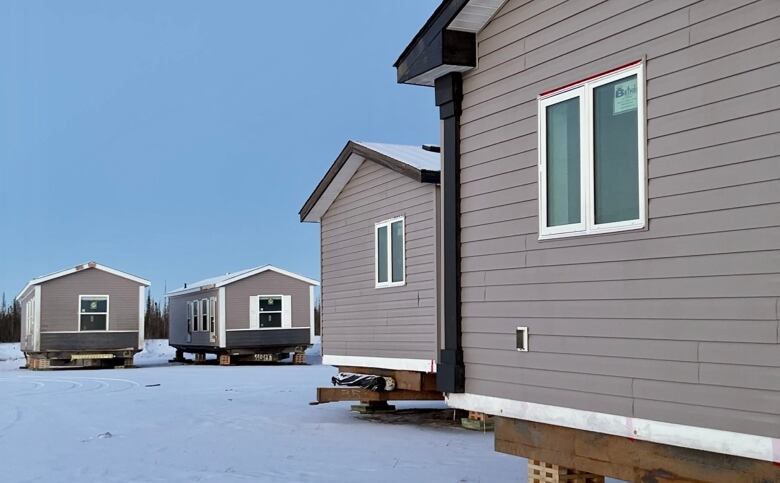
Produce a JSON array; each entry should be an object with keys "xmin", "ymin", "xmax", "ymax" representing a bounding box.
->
[{"xmin": 613, "ymin": 78, "xmax": 637, "ymax": 115}]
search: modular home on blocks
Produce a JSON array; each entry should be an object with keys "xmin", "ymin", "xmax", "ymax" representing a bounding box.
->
[
  {"xmin": 166, "ymin": 265, "xmax": 318, "ymax": 365},
  {"xmin": 16, "ymin": 261, "xmax": 150, "ymax": 369},
  {"xmin": 395, "ymin": 0, "xmax": 780, "ymax": 481},
  {"xmin": 300, "ymin": 141, "xmax": 444, "ymax": 408}
]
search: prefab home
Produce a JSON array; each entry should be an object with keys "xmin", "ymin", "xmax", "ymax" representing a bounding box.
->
[
  {"xmin": 166, "ymin": 265, "xmax": 318, "ymax": 365},
  {"xmin": 395, "ymin": 0, "xmax": 780, "ymax": 481},
  {"xmin": 16, "ymin": 261, "xmax": 150, "ymax": 369},
  {"xmin": 300, "ymin": 141, "xmax": 444, "ymax": 408}
]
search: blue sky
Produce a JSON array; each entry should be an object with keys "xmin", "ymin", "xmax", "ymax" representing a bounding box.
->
[{"xmin": 0, "ymin": 1, "xmax": 439, "ymax": 300}]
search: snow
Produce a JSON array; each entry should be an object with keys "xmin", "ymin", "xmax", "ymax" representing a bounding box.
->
[
  {"xmin": 0, "ymin": 341, "xmax": 520, "ymax": 482},
  {"xmin": 355, "ymin": 141, "xmax": 441, "ymax": 171},
  {"xmin": 0, "ymin": 341, "xmax": 622, "ymax": 482}
]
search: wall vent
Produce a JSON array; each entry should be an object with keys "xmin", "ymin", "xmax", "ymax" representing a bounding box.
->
[{"xmin": 516, "ymin": 326, "xmax": 528, "ymax": 352}]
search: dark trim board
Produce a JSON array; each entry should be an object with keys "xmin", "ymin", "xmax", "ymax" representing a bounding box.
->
[
  {"xmin": 38, "ymin": 331, "xmax": 138, "ymax": 351},
  {"xmin": 435, "ymin": 73, "xmax": 465, "ymax": 394},
  {"xmin": 394, "ymin": 0, "xmax": 476, "ymax": 85},
  {"xmin": 225, "ymin": 328, "xmax": 310, "ymax": 349}
]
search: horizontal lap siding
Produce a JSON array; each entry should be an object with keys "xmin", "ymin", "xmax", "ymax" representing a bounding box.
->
[
  {"xmin": 39, "ymin": 268, "xmax": 141, "ymax": 332},
  {"xmin": 459, "ymin": 0, "xmax": 780, "ymax": 438},
  {"xmin": 168, "ymin": 288, "xmax": 219, "ymax": 348},
  {"xmin": 321, "ymin": 160, "xmax": 438, "ymax": 362},
  {"xmin": 225, "ymin": 271, "xmax": 312, "ymax": 330}
]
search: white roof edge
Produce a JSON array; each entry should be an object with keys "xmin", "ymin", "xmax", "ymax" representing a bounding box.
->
[
  {"xmin": 166, "ymin": 265, "xmax": 319, "ymax": 297},
  {"xmin": 16, "ymin": 262, "xmax": 150, "ymax": 301}
]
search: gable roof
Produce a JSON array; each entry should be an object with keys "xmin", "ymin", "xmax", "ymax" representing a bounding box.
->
[
  {"xmin": 299, "ymin": 140, "xmax": 441, "ymax": 223},
  {"xmin": 166, "ymin": 265, "xmax": 319, "ymax": 297},
  {"xmin": 16, "ymin": 261, "xmax": 150, "ymax": 301}
]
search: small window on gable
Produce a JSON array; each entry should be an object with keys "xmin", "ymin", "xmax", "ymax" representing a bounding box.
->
[
  {"xmin": 539, "ymin": 62, "xmax": 646, "ymax": 239},
  {"xmin": 375, "ymin": 217, "xmax": 405, "ymax": 288}
]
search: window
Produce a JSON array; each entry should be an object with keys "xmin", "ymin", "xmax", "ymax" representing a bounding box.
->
[
  {"xmin": 209, "ymin": 297, "xmax": 217, "ymax": 333},
  {"xmin": 79, "ymin": 295, "xmax": 109, "ymax": 331},
  {"xmin": 192, "ymin": 300, "xmax": 199, "ymax": 331},
  {"xmin": 539, "ymin": 62, "xmax": 646, "ymax": 239},
  {"xmin": 201, "ymin": 299, "xmax": 208, "ymax": 332},
  {"xmin": 375, "ymin": 217, "xmax": 405, "ymax": 287},
  {"xmin": 25, "ymin": 300, "xmax": 34, "ymax": 335},
  {"xmin": 186, "ymin": 302, "xmax": 193, "ymax": 333},
  {"xmin": 257, "ymin": 296, "xmax": 282, "ymax": 328}
]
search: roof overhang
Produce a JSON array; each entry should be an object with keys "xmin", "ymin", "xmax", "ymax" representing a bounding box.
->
[
  {"xmin": 16, "ymin": 261, "xmax": 150, "ymax": 301},
  {"xmin": 166, "ymin": 265, "xmax": 319, "ymax": 298},
  {"xmin": 299, "ymin": 141, "xmax": 440, "ymax": 223},
  {"xmin": 394, "ymin": 0, "xmax": 507, "ymax": 86}
]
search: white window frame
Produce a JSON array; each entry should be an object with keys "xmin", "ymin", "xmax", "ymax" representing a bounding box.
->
[
  {"xmin": 538, "ymin": 62, "xmax": 646, "ymax": 240},
  {"xmin": 78, "ymin": 294, "xmax": 110, "ymax": 332},
  {"xmin": 255, "ymin": 294, "xmax": 285, "ymax": 330},
  {"xmin": 200, "ymin": 298, "xmax": 209, "ymax": 333},
  {"xmin": 374, "ymin": 216, "xmax": 406, "ymax": 288},
  {"xmin": 209, "ymin": 297, "xmax": 217, "ymax": 335},
  {"xmin": 192, "ymin": 299, "xmax": 199, "ymax": 331},
  {"xmin": 186, "ymin": 301, "xmax": 193, "ymax": 333}
]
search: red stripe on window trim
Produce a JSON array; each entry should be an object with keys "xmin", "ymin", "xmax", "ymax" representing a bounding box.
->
[{"xmin": 539, "ymin": 60, "xmax": 642, "ymax": 97}]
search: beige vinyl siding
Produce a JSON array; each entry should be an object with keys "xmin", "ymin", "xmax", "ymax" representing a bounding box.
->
[
  {"xmin": 168, "ymin": 288, "xmax": 219, "ymax": 347},
  {"xmin": 320, "ymin": 160, "xmax": 438, "ymax": 361},
  {"xmin": 39, "ymin": 268, "xmax": 141, "ymax": 333},
  {"xmin": 458, "ymin": 0, "xmax": 780, "ymax": 438},
  {"xmin": 224, "ymin": 270, "xmax": 311, "ymax": 330}
]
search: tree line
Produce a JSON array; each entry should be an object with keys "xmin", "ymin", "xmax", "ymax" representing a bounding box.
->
[{"xmin": 0, "ymin": 292, "xmax": 170, "ymax": 343}]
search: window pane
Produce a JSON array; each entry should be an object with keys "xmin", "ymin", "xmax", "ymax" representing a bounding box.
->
[
  {"xmin": 259, "ymin": 296, "xmax": 282, "ymax": 312},
  {"xmin": 391, "ymin": 220, "xmax": 404, "ymax": 283},
  {"xmin": 81, "ymin": 297, "xmax": 107, "ymax": 313},
  {"xmin": 376, "ymin": 225, "xmax": 388, "ymax": 283},
  {"xmin": 593, "ymin": 75, "xmax": 639, "ymax": 224},
  {"xmin": 258, "ymin": 312, "xmax": 282, "ymax": 328},
  {"xmin": 546, "ymin": 97, "xmax": 581, "ymax": 227},
  {"xmin": 81, "ymin": 314, "xmax": 107, "ymax": 331}
]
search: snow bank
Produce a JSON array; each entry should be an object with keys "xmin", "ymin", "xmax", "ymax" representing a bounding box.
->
[
  {"xmin": 0, "ymin": 342, "xmax": 25, "ymax": 371},
  {"xmin": 134, "ymin": 339, "xmax": 176, "ymax": 366}
]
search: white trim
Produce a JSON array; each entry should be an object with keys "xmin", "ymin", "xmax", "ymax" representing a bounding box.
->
[
  {"xmin": 218, "ymin": 287, "xmax": 226, "ymax": 348},
  {"xmin": 309, "ymin": 285, "xmax": 315, "ymax": 345},
  {"xmin": 16, "ymin": 262, "xmax": 149, "ymax": 301},
  {"xmin": 166, "ymin": 265, "xmax": 319, "ymax": 297},
  {"xmin": 78, "ymin": 294, "xmax": 110, "ymax": 331},
  {"xmin": 374, "ymin": 216, "xmax": 406, "ymax": 288},
  {"xmin": 538, "ymin": 62, "xmax": 646, "ymax": 240},
  {"xmin": 446, "ymin": 393, "xmax": 780, "ymax": 464},
  {"xmin": 322, "ymin": 355, "xmax": 436, "ymax": 373},
  {"xmin": 138, "ymin": 285, "xmax": 145, "ymax": 349},
  {"xmin": 33, "ymin": 285, "xmax": 41, "ymax": 352}
]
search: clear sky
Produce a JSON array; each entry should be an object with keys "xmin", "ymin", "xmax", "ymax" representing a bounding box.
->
[{"xmin": 0, "ymin": 1, "xmax": 440, "ymax": 300}]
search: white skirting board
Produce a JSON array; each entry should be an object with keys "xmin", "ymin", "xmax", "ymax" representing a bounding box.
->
[
  {"xmin": 322, "ymin": 355, "xmax": 436, "ymax": 373},
  {"xmin": 446, "ymin": 392, "xmax": 780, "ymax": 464}
]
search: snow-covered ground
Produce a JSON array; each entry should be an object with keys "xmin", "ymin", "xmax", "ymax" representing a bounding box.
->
[{"xmin": 1, "ymin": 340, "xmax": 523, "ymax": 482}]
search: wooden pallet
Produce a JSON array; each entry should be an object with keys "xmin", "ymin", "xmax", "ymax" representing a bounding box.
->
[
  {"xmin": 528, "ymin": 460, "xmax": 605, "ymax": 483},
  {"xmin": 461, "ymin": 411, "xmax": 494, "ymax": 431},
  {"xmin": 219, "ymin": 355, "xmax": 232, "ymax": 366},
  {"xmin": 27, "ymin": 358, "xmax": 50, "ymax": 370},
  {"xmin": 292, "ymin": 352, "xmax": 306, "ymax": 365}
]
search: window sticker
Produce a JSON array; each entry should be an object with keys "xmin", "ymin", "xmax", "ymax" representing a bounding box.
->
[{"xmin": 613, "ymin": 78, "xmax": 637, "ymax": 115}]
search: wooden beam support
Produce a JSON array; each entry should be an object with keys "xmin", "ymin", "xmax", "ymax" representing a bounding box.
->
[
  {"xmin": 495, "ymin": 417, "xmax": 780, "ymax": 483},
  {"xmin": 316, "ymin": 387, "xmax": 443, "ymax": 404},
  {"xmin": 336, "ymin": 366, "xmax": 437, "ymax": 392}
]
